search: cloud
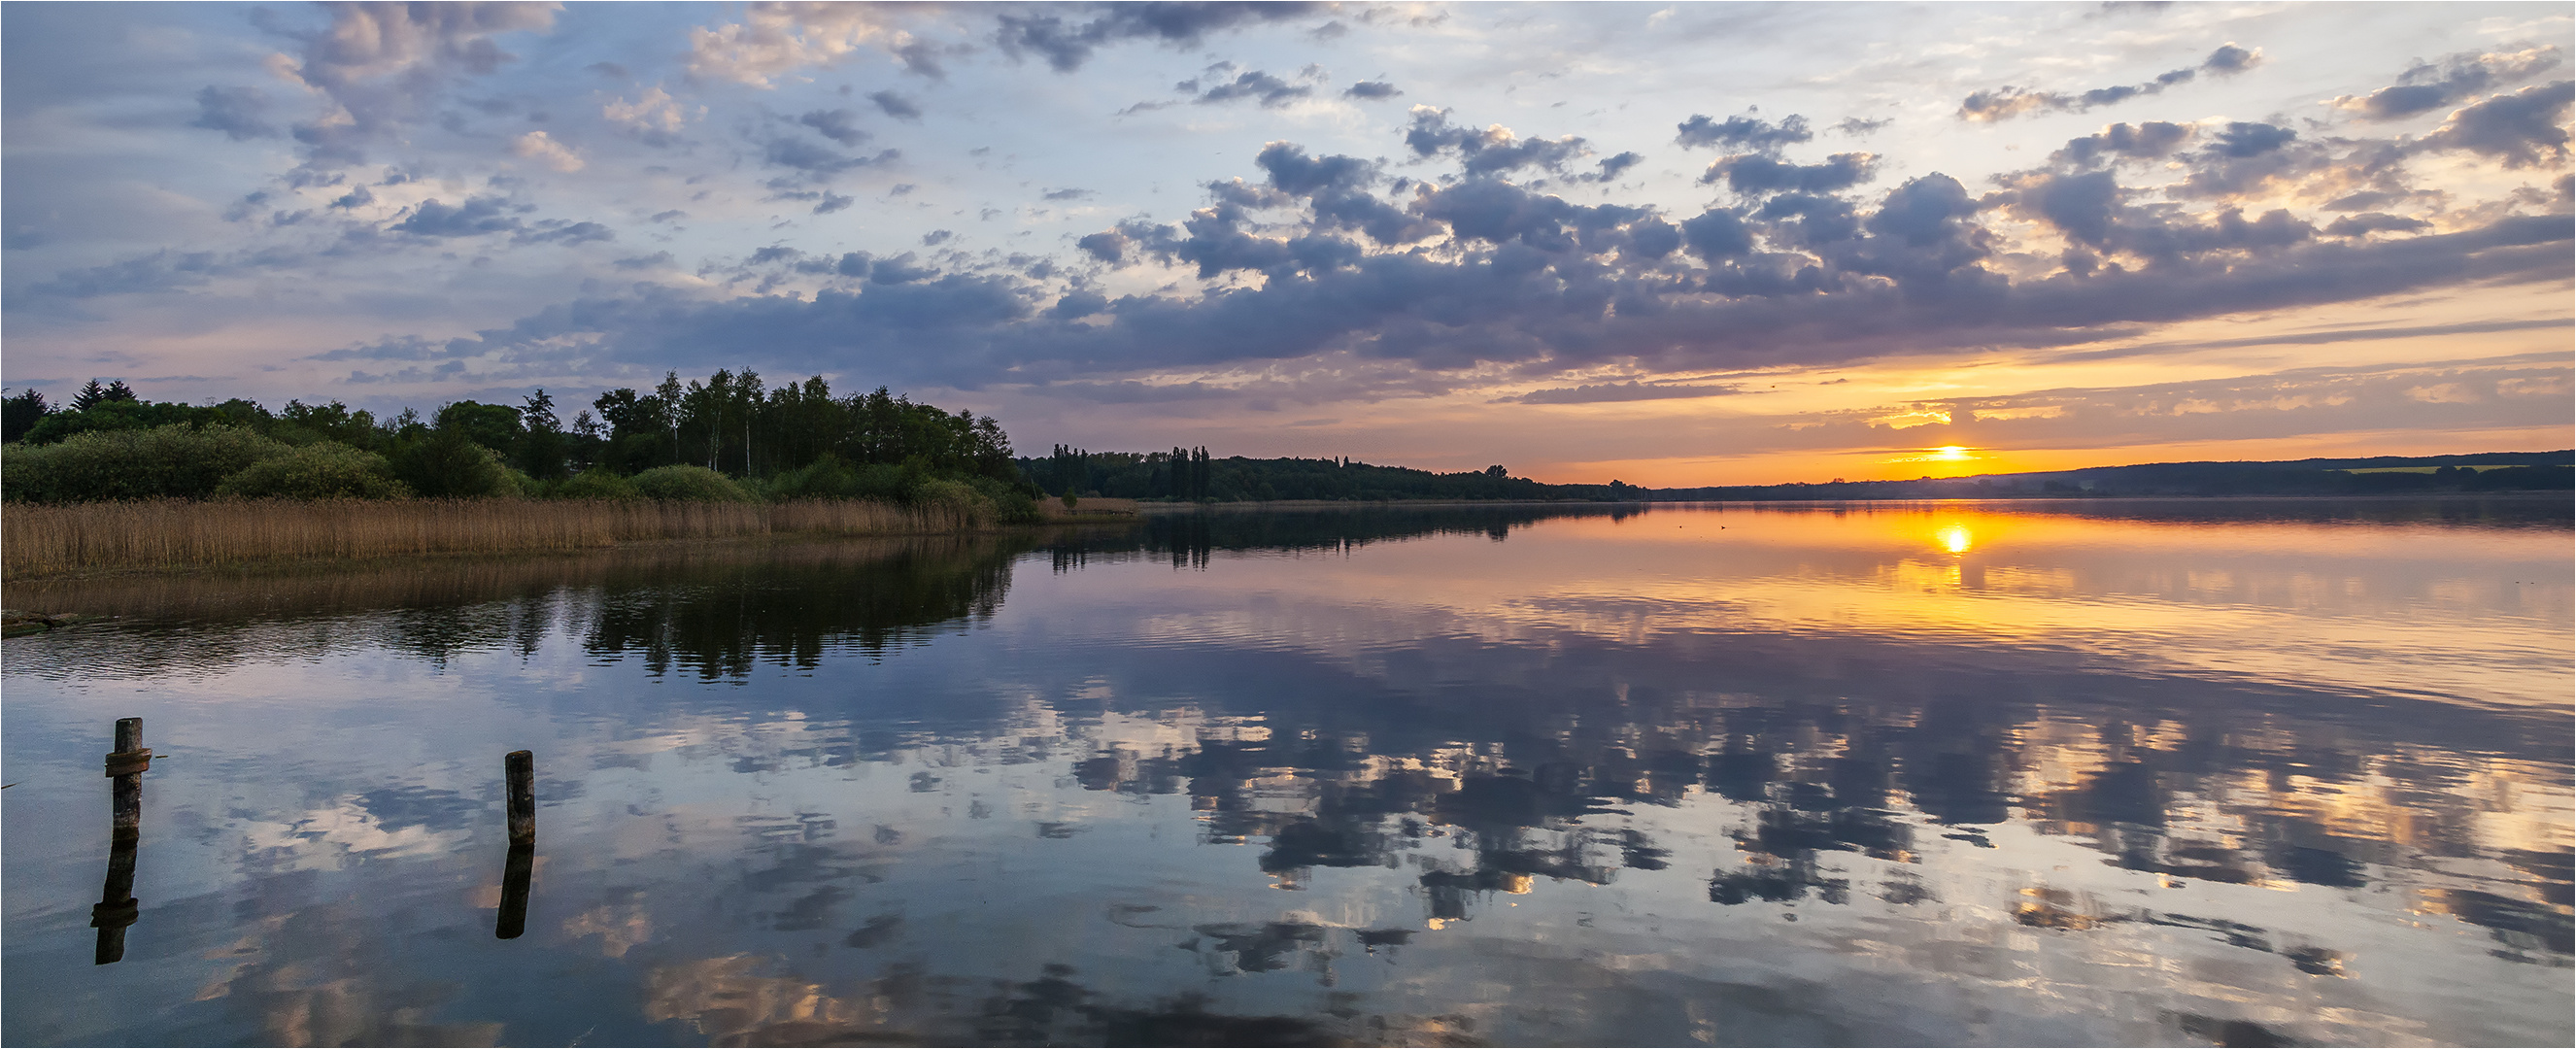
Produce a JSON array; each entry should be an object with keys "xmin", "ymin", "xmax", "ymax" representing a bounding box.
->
[
  {"xmin": 1958, "ymin": 43, "xmax": 2261, "ymax": 121},
  {"xmin": 262, "ymin": 1, "xmax": 559, "ymax": 166},
  {"xmin": 1703, "ymin": 152, "xmax": 1876, "ymax": 194},
  {"xmin": 867, "ymin": 89, "xmax": 922, "ymax": 120},
  {"xmin": 390, "ymin": 196, "xmax": 522, "ymax": 237},
  {"xmin": 1344, "ymin": 81, "xmax": 1401, "ymax": 100},
  {"xmin": 2053, "ymin": 121, "xmax": 2194, "ymax": 166},
  {"xmin": 510, "ymin": 130, "xmax": 585, "ymax": 172},
  {"xmin": 1043, "ymin": 187, "xmax": 1094, "ymax": 201},
  {"xmin": 191, "ymin": 85, "xmax": 279, "ymax": 140},
  {"xmin": 2335, "ymin": 46, "xmax": 2562, "ymax": 120},
  {"xmin": 993, "ymin": 3, "xmax": 1327, "ymax": 72},
  {"xmin": 1499, "ymin": 381, "xmax": 1754, "ymax": 404},
  {"xmin": 797, "ymin": 108, "xmax": 869, "ymax": 146},
  {"xmin": 762, "ymin": 136, "xmax": 895, "ymax": 177},
  {"xmin": 516, "ymin": 219, "xmax": 614, "ymax": 245},
  {"xmin": 686, "ymin": 3, "xmax": 919, "ymax": 87},
  {"xmin": 1675, "ymin": 114, "xmax": 1812, "ymax": 152},
  {"xmin": 603, "ymin": 86, "xmax": 695, "ymax": 138},
  {"xmin": 2418, "ymin": 81, "xmax": 2575, "ymax": 167},
  {"xmin": 1405, "ymin": 108, "xmax": 1590, "ymax": 177},
  {"xmin": 1187, "ymin": 68, "xmax": 1312, "ymax": 108}
]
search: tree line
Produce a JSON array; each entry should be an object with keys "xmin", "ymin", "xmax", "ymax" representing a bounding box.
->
[
  {"xmin": 1, "ymin": 375, "xmax": 1039, "ymax": 519},
  {"xmin": 1019, "ymin": 448, "xmax": 1617, "ymax": 503}
]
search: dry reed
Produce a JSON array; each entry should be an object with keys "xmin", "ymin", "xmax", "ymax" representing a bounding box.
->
[{"xmin": 3, "ymin": 497, "xmax": 981, "ymax": 579}]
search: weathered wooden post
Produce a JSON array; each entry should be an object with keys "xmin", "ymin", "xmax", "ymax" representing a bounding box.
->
[
  {"xmin": 93, "ymin": 717, "xmax": 152, "ymax": 964},
  {"xmin": 497, "ymin": 750, "xmax": 535, "ymax": 939},
  {"xmin": 505, "ymin": 750, "xmax": 535, "ymax": 846}
]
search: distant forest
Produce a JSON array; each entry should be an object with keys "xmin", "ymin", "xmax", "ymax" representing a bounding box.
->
[{"xmin": 1, "ymin": 375, "xmax": 1038, "ymax": 517}]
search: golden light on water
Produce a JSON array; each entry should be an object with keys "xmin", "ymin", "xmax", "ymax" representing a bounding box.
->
[{"xmin": 1937, "ymin": 524, "xmax": 1974, "ymax": 555}]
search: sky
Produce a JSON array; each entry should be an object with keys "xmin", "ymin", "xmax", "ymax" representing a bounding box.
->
[{"xmin": 3, "ymin": 1, "xmax": 2569, "ymax": 486}]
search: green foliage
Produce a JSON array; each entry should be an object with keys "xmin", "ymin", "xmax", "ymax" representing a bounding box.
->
[
  {"xmin": 388, "ymin": 428, "xmax": 519, "ymax": 498},
  {"xmin": 216, "ymin": 443, "xmax": 412, "ymax": 499},
  {"xmin": 555, "ymin": 470, "xmax": 643, "ymax": 500},
  {"xmin": 631, "ymin": 464, "xmax": 755, "ymax": 502},
  {"xmin": 2, "ymin": 423, "xmax": 292, "ymax": 502},
  {"xmin": 433, "ymin": 401, "xmax": 525, "ymax": 454},
  {"xmin": 3, "ymin": 389, "xmax": 50, "ymax": 443}
]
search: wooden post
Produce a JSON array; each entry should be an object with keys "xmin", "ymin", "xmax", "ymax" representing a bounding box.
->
[
  {"xmin": 495, "ymin": 843, "xmax": 534, "ymax": 940},
  {"xmin": 504, "ymin": 750, "xmax": 535, "ymax": 846},
  {"xmin": 94, "ymin": 717, "xmax": 150, "ymax": 964}
]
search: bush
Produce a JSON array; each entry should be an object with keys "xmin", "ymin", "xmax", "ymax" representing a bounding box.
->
[
  {"xmin": 555, "ymin": 470, "xmax": 643, "ymax": 500},
  {"xmin": 2, "ymin": 423, "xmax": 291, "ymax": 502},
  {"xmin": 217, "ymin": 443, "xmax": 412, "ymax": 499},
  {"xmin": 388, "ymin": 428, "xmax": 518, "ymax": 498},
  {"xmin": 631, "ymin": 464, "xmax": 754, "ymax": 502}
]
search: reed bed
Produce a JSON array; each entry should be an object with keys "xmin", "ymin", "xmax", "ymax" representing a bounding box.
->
[{"xmin": 3, "ymin": 497, "xmax": 980, "ymax": 579}]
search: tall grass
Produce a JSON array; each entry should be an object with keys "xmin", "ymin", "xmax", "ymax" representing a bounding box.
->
[{"xmin": 3, "ymin": 497, "xmax": 988, "ymax": 578}]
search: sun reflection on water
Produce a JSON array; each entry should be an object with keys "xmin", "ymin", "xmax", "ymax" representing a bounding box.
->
[{"xmin": 1937, "ymin": 523, "xmax": 1974, "ymax": 555}]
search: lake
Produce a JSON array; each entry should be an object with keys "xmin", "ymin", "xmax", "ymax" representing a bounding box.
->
[{"xmin": 4, "ymin": 499, "xmax": 2569, "ymax": 1046}]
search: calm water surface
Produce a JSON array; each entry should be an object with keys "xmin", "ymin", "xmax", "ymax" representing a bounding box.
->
[{"xmin": 4, "ymin": 500, "xmax": 2569, "ymax": 1046}]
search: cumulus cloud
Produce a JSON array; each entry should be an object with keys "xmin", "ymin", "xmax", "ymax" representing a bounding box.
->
[
  {"xmin": 602, "ymin": 85, "xmax": 695, "ymax": 138},
  {"xmin": 263, "ymin": 1, "xmax": 559, "ymax": 166},
  {"xmin": 390, "ymin": 196, "xmax": 522, "ymax": 237},
  {"xmin": 190, "ymin": 85, "xmax": 278, "ymax": 140},
  {"xmin": 1405, "ymin": 108, "xmax": 1591, "ymax": 177},
  {"xmin": 1675, "ymin": 114, "xmax": 1812, "ymax": 152},
  {"xmin": 686, "ymin": 2, "xmax": 922, "ymax": 87},
  {"xmin": 363, "ymin": 119, "xmax": 2567, "ymax": 398},
  {"xmin": 1958, "ymin": 43, "xmax": 2262, "ymax": 120},
  {"xmin": 867, "ymin": 89, "xmax": 922, "ymax": 120},
  {"xmin": 797, "ymin": 107, "xmax": 869, "ymax": 146},
  {"xmin": 1703, "ymin": 152, "xmax": 1876, "ymax": 194},
  {"xmin": 510, "ymin": 130, "xmax": 585, "ymax": 172},
  {"xmin": 1185, "ymin": 68, "xmax": 1313, "ymax": 108},
  {"xmin": 2418, "ymin": 81, "xmax": 2575, "ymax": 167},
  {"xmin": 993, "ymin": 3, "xmax": 1327, "ymax": 72},
  {"xmin": 2335, "ymin": 46, "xmax": 2562, "ymax": 120}
]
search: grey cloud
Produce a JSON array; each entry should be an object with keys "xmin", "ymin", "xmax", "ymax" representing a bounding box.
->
[
  {"xmin": 867, "ymin": 90, "xmax": 923, "ymax": 120},
  {"xmin": 763, "ymin": 137, "xmax": 896, "ymax": 176},
  {"xmin": 190, "ymin": 85, "xmax": 278, "ymax": 140},
  {"xmin": 1499, "ymin": 381, "xmax": 1752, "ymax": 404},
  {"xmin": 1833, "ymin": 117, "xmax": 1891, "ymax": 136},
  {"xmin": 2054, "ymin": 121, "xmax": 2193, "ymax": 166},
  {"xmin": 2340, "ymin": 46, "xmax": 2562, "ymax": 120},
  {"xmin": 2419, "ymin": 81, "xmax": 2575, "ymax": 167},
  {"xmin": 515, "ymin": 220, "xmax": 614, "ymax": 246},
  {"xmin": 1344, "ymin": 81, "xmax": 1401, "ymax": 100},
  {"xmin": 1406, "ymin": 108, "xmax": 1590, "ymax": 177},
  {"xmin": 2325, "ymin": 213, "xmax": 2431, "ymax": 237},
  {"xmin": 614, "ymin": 252, "xmax": 675, "ymax": 269},
  {"xmin": 869, "ymin": 253, "xmax": 938, "ymax": 285},
  {"xmin": 1076, "ymin": 230, "xmax": 1128, "ymax": 262},
  {"xmin": 1704, "ymin": 152, "xmax": 1876, "ymax": 195},
  {"xmin": 993, "ymin": 3, "xmax": 1326, "ymax": 72},
  {"xmin": 390, "ymin": 196, "xmax": 521, "ymax": 237},
  {"xmin": 1192, "ymin": 69, "xmax": 1312, "ymax": 108},
  {"xmin": 1590, "ymin": 152, "xmax": 1644, "ymax": 182},
  {"xmin": 797, "ymin": 108, "xmax": 870, "ymax": 146},
  {"xmin": 24, "ymin": 251, "xmax": 220, "ymax": 299},
  {"xmin": 814, "ymin": 191, "xmax": 856, "ymax": 214},
  {"xmin": 1675, "ymin": 114, "xmax": 1812, "ymax": 152},
  {"xmin": 257, "ymin": 2, "xmax": 559, "ymax": 169},
  {"xmin": 1044, "ymin": 187, "xmax": 1095, "ymax": 200},
  {"xmin": 1959, "ymin": 43, "xmax": 2262, "ymax": 121},
  {"xmin": 922, "ymin": 229, "xmax": 955, "ymax": 246}
]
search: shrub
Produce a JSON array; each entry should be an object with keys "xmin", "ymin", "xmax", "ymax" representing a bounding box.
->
[
  {"xmin": 217, "ymin": 443, "xmax": 412, "ymax": 499},
  {"xmin": 631, "ymin": 464, "xmax": 754, "ymax": 502},
  {"xmin": 388, "ymin": 428, "xmax": 518, "ymax": 497},
  {"xmin": 555, "ymin": 470, "xmax": 643, "ymax": 500},
  {"xmin": 2, "ymin": 423, "xmax": 291, "ymax": 502}
]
